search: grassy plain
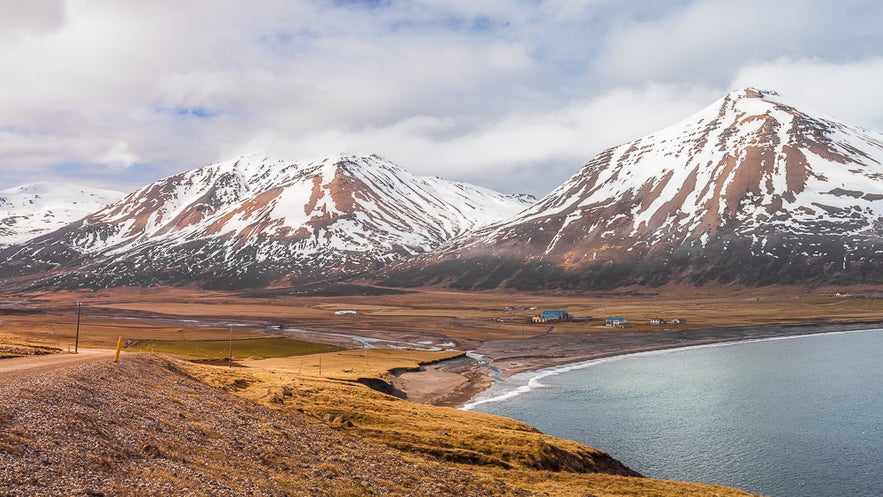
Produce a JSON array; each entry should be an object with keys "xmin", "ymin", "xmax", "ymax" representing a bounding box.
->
[{"xmin": 7, "ymin": 284, "xmax": 883, "ymax": 354}]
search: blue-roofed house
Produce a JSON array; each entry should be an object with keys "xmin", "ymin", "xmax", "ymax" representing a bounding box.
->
[
  {"xmin": 605, "ymin": 317, "xmax": 628, "ymax": 328},
  {"xmin": 532, "ymin": 310, "xmax": 573, "ymax": 323}
]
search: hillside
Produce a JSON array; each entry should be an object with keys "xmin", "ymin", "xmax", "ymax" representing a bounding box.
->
[{"xmin": 382, "ymin": 88, "xmax": 883, "ymax": 290}]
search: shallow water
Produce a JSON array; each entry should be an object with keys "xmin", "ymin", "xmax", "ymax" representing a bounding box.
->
[{"xmin": 469, "ymin": 330, "xmax": 883, "ymax": 497}]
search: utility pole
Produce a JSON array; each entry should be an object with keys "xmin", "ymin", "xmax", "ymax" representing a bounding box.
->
[
  {"xmin": 75, "ymin": 301, "xmax": 82, "ymax": 353},
  {"xmin": 228, "ymin": 325, "xmax": 233, "ymax": 368}
]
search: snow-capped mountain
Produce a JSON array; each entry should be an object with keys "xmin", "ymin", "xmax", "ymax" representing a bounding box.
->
[
  {"xmin": 386, "ymin": 88, "xmax": 883, "ymax": 289},
  {"xmin": 0, "ymin": 155, "xmax": 533, "ymax": 289},
  {"xmin": 0, "ymin": 183, "xmax": 122, "ymax": 248}
]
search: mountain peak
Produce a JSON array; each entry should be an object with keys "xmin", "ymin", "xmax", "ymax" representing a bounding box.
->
[
  {"xmin": 738, "ymin": 87, "xmax": 781, "ymax": 100},
  {"xmin": 431, "ymin": 87, "xmax": 883, "ymax": 289}
]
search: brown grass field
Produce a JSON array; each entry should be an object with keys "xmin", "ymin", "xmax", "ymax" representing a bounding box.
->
[{"xmin": 6, "ymin": 284, "xmax": 883, "ymax": 352}]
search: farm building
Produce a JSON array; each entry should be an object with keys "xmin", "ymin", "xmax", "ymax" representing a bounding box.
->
[
  {"xmin": 532, "ymin": 310, "xmax": 573, "ymax": 323},
  {"xmin": 334, "ymin": 310, "xmax": 358, "ymax": 315},
  {"xmin": 649, "ymin": 318, "xmax": 666, "ymax": 325},
  {"xmin": 605, "ymin": 317, "xmax": 627, "ymax": 328}
]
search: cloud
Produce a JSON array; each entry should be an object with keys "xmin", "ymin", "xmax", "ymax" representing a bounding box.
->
[
  {"xmin": 96, "ymin": 141, "xmax": 139, "ymax": 169},
  {"xmin": 731, "ymin": 57, "xmax": 883, "ymax": 131},
  {"xmin": 218, "ymin": 83, "xmax": 722, "ymax": 194},
  {"xmin": 0, "ymin": 1, "xmax": 881, "ymax": 197},
  {"xmin": 595, "ymin": 0, "xmax": 883, "ymax": 86},
  {"xmin": 0, "ymin": 1, "xmax": 66, "ymax": 36}
]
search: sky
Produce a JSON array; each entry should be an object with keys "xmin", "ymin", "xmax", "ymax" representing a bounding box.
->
[{"xmin": 1, "ymin": 0, "xmax": 882, "ymax": 197}]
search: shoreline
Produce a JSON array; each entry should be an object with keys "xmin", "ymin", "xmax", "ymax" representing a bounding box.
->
[{"xmin": 394, "ymin": 320, "xmax": 883, "ymax": 408}]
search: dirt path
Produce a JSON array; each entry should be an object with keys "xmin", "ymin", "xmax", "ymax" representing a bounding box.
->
[{"xmin": 0, "ymin": 348, "xmax": 114, "ymax": 382}]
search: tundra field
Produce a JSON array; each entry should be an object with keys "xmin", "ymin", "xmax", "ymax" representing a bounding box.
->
[{"xmin": 4, "ymin": 284, "xmax": 883, "ymax": 358}]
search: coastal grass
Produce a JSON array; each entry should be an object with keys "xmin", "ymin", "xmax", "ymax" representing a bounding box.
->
[
  {"xmin": 466, "ymin": 467, "xmax": 758, "ymax": 497},
  {"xmin": 188, "ymin": 363, "xmax": 628, "ymax": 472},
  {"xmin": 183, "ymin": 360, "xmax": 757, "ymax": 497},
  {"xmin": 126, "ymin": 337, "xmax": 342, "ymax": 361}
]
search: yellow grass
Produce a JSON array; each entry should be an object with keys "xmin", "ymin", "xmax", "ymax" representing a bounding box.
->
[
  {"xmin": 240, "ymin": 348, "xmax": 463, "ymax": 379},
  {"xmin": 184, "ymin": 360, "xmax": 757, "ymax": 497}
]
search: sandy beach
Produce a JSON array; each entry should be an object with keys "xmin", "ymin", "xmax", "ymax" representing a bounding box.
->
[{"xmin": 393, "ymin": 320, "xmax": 883, "ymax": 408}]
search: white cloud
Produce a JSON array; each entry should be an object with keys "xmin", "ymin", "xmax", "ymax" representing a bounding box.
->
[
  {"xmin": 731, "ymin": 57, "xmax": 883, "ymax": 131},
  {"xmin": 595, "ymin": 0, "xmax": 883, "ymax": 86},
  {"xmin": 96, "ymin": 141, "xmax": 139, "ymax": 169},
  {"xmin": 216, "ymin": 82, "xmax": 722, "ymax": 194},
  {"xmin": 0, "ymin": 1, "xmax": 881, "ymax": 197}
]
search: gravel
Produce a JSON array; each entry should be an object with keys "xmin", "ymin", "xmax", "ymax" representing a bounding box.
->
[{"xmin": 0, "ymin": 354, "xmax": 528, "ymax": 496}]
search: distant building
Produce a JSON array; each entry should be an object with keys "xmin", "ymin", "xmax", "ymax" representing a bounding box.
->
[
  {"xmin": 532, "ymin": 310, "xmax": 573, "ymax": 323},
  {"xmin": 671, "ymin": 318, "xmax": 685, "ymax": 325},
  {"xmin": 649, "ymin": 318, "xmax": 666, "ymax": 325},
  {"xmin": 334, "ymin": 310, "xmax": 358, "ymax": 315},
  {"xmin": 605, "ymin": 317, "xmax": 627, "ymax": 328}
]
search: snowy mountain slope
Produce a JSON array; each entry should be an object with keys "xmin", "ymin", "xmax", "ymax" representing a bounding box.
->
[
  {"xmin": 384, "ymin": 88, "xmax": 883, "ymax": 289},
  {"xmin": 0, "ymin": 183, "xmax": 122, "ymax": 248},
  {"xmin": 0, "ymin": 155, "xmax": 533, "ymax": 289}
]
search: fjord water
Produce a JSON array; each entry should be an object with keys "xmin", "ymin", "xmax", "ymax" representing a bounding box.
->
[{"xmin": 470, "ymin": 330, "xmax": 883, "ymax": 497}]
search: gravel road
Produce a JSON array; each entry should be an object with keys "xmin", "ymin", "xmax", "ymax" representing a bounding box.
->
[{"xmin": 0, "ymin": 349, "xmax": 113, "ymax": 382}]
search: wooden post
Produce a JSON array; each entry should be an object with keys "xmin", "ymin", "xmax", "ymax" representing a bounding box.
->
[
  {"xmin": 74, "ymin": 301, "xmax": 82, "ymax": 353},
  {"xmin": 114, "ymin": 337, "xmax": 123, "ymax": 363}
]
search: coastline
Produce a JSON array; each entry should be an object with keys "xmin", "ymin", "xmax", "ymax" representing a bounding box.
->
[{"xmin": 394, "ymin": 320, "xmax": 883, "ymax": 408}]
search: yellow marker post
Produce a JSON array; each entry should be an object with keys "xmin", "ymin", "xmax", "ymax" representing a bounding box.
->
[{"xmin": 114, "ymin": 336, "xmax": 123, "ymax": 363}]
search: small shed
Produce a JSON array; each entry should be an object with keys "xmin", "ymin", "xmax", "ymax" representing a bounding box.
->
[{"xmin": 605, "ymin": 317, "xmax": 628, "ymax": 328}]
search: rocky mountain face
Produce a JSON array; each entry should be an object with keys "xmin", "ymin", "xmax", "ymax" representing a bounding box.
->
[
  {"xmin": 0, "ymin": 155, "xmax": 532, "ymax": 289},
  {"xmin": 0, "ymin": 183, "xmax": 122, "ymax": 249},
  {"xmin": 382, "ymin": 88, "xmax": 883, "ymax": 290}
]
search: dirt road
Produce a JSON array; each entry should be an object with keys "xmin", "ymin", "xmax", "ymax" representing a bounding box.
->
[{"xmin": 0, "ymin": 348, "xmax": 114, "ymax": 382}]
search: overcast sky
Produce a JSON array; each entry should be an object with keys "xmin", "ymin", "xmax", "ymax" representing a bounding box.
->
[{"xmin": 2, "ymin": 0, "xmax": 882, "ymax": 197}]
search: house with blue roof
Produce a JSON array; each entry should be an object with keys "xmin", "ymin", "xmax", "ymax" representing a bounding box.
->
[
  {"xmin": 532, "ymin": 310, "xmax": 573, "ymax": 323},
  {"xmin": 605, "ymin": 317, "xmax": 628, "ymax": 328}
]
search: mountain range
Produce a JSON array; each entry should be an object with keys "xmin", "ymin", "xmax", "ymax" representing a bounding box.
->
[
  {"xmin": 2, "ymin": 88, "xmax": 883, "ymax": 291},
  {"xmin": 0, "ymin": 155, "xmax": 532, "ymax": 289}
]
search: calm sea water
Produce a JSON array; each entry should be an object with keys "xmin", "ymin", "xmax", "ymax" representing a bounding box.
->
[{"xmin": 466, "ymin": 330, "xmax": 883, "ymax": 497}]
